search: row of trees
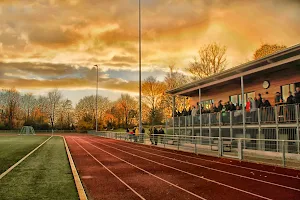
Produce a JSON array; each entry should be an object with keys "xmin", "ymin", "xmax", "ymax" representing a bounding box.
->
[{"xmin": 0, "ymin": 43, "xmax": 286, "ymax": 131}]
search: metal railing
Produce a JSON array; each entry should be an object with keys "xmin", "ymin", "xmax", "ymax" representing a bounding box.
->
[
  {"xmin": 94, "ymin": 132, "xmax": 300, "ymax": 169},
  {"xmin": 171, "ymin": 104, "xmax": 300, "ymax": 127}
]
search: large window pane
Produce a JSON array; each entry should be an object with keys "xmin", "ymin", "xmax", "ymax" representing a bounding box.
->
[{"xmin": 281, "ymin": 84, "xmax": 290, "ymax": 102}]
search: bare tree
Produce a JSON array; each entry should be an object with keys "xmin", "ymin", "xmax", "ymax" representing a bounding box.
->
[
  {"xmin": 48, "ymin": 89, "xmax": 62, "ymax": 132},
  {"xmin": 187, "ymin": 42, "xmax": 227, "ymax": 80}
]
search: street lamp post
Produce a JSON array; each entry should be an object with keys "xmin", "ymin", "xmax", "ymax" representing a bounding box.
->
[
  {"xmin": 94, "ymin": 65, "xmax": 99, "ymax": 132},
  {"xmin": 139, "ymin": 0, "xmax": 142, "ymax": 133}
]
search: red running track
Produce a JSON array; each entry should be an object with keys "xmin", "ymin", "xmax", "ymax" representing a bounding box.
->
[{"xmin": 65, "ymin": 135, "xmax": 300, "ymax": 200}]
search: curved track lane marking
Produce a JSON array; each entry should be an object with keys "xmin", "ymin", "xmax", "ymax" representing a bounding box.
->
[
  {"xmin": 80, "ymin": 138, "xmax": 271, "ymax": 200},
  {"xmin": 101, "ymin": 137, "xmax": 300, "ymax": 180},
  {"xmin": 71, "ymin": 138, "xmax": 146, "ymax": 200},
  {"xmin": 96, "ymin": 138, "xmax": 300, "ymax": 192},
  {"xmin": 0, "ymin": 136, "xmax": 52, "ymax": 180},
  {"xmin": 75, "ymin": 138, "xmax": 207, "ymax": 200}
]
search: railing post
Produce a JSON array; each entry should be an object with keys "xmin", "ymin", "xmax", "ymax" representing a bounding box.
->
[
  {"xmin": 209, "ymin": 113, "xmax": 212, "ymax": 146},
  {"xmin": 219, "ymin": 112, "xmax": 222, "ymax": 139},
  {"xmin": 194, "ymin": 137, "xmax": 197, "ymax": 154},
  {"xmin": 179, "ymin": 117, "xmax": 181, "ymax": 136},
  {"xmin": 275, "ymin": 106, "xmax": 279, "ymax": 152},
  {"xmin": 295, "ymin": 104, "xmax": 299, "ymax": 154},
  {"xmin": 185, "ymin": 116, "xmax": 187, "ymax": 139},
  {"xmin": 238, "ymin": 139, "xmax": 243, "ymax": 160},
  {"xmin": 241, "ymin": 76, "xmax": 246, "ymax": 148},
  {"xmin": 218, "ymin": 137, "xmax": 223, "ymax": 157},
  {"xmin": 177, "ymin": 135, "xmax": 180, "ymax": 150},
  {"xmin": 282, "ymin": 140, "xmax": 286, "ymax": 167},
  {"xmin": 230, "ymin": 111, "xmax": 233, "ymax": 142}
]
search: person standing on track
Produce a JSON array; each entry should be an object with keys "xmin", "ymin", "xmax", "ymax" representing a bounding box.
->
[
  {"xmin": 153, "ymin": 126, "xmax": 158, "ymax": 145},
  {"xmin": 158, "ymin": 126, "xmax": 165, "ymax": 144}
]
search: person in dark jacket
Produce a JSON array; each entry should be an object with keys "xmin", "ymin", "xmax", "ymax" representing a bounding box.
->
[
  {"xmin": 286, "ymin": 92, "xmax": 295, "ymax": 104},
  {"xmin": 256, "ymin": 94, "xmax": 263, "ymax": 108},
  {"xmin": 295, "ymin": 87, "xmax": 300, "ymax": 104},
  {"xmin": 153, "ymin": 127, "xmax": 159, "ymax": 145},
  {"xmin": 262, "ymin": 99, "xmax": 271, "ymax": 107},
  {"xmin": 158, "ymin": 126, "xmax": 165, "ymax": 144}
]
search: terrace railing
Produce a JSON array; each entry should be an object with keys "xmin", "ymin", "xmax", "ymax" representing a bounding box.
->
[{"xmin": 170, "ymin": 104, "xmax": 300, "ymax": 127}]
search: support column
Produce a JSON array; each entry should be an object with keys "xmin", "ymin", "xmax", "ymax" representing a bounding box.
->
[
  {"xmin": 241, "ymin": 76, "xmax": 246, "ymax": 147},
  {"xmin": 275, "ymin": 106, "xmax": 279, "ymax": 152},
  {"xmin": 295, "ymin": 104, "xmax": 299, "ymax": 154},
  {"xmin": 172, "ymin": 96, "xmax": 175, "ymax": 135},
  {"xmin": 258, "ymin": 108, "xmax": 262, "ymax": 150},
  {"xmin": 199, "ymin": 88, "xmax": 202, "ymax": 144}
]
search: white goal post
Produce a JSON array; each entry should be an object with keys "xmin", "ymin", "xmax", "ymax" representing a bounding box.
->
[{"xmin": 19, "ymin": 126, "xmax": 36, "ymax": 135}]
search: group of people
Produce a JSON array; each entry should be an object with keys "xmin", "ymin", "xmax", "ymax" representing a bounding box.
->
[
  {"xmin": 174, "ymin": 87, "xmax": 300, "ymax": 117},
  {"xmin": 126, "ymin": 127, "xmax": 145, "ymax": 142},
  {"xmin": 149, "ymin": 126, "xmax": 165, "ymax": 145}
]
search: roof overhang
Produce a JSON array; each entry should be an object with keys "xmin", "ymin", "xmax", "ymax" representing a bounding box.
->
[{"xmin": 167, "ymin": 43, "xmax": 300, "ymax": 96}]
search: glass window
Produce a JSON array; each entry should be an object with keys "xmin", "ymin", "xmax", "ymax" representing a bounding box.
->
[
  {"xmin": 199, "ymin": 100, "xmax": 213, "ymax": 110},
  {"xmin": 281, "ymin": 83, "xmax": 296, "ymax": 102},
  {"xmin": 230, "ymin": 91, "xmax": 255, "ymax": 106},
  {"xmin": 230, "ymin": 95, "xmax": 238, "ymax": 105}
]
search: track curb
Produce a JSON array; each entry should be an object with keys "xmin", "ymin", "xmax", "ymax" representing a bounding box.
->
[
  {"xmin": 63, "ymin": 136, "xmax": 88, "ymax": 200},
  {"xmin": 0, "ymin": 135, "xmax": 52, "ymax": 180}
]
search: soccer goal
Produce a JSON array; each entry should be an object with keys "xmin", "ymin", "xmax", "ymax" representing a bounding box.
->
[{"xmin": 19, "ymin": 126, "xmax": 36, "ymax": 135}]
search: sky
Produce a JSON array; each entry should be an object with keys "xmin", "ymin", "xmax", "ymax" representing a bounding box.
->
[{"xmin": 0, "ymin": 0, "xmax": 300, "ymax": 105}]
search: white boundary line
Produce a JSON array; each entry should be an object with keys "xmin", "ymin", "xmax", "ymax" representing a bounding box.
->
[
  {"xmin": 81, "ymin": 138, "xmax": 271, "ymax": 200},
  {"xmin": 100, "ymin": 136, "xmax": 300, "ymax": 180},
  {"xmin": 63, "ymin": 137, "xmax": 88, "ymax": 200},
  {"xmin": 72, "ymin": 138, "xmax": 146, "ymax": 200},
  {"xmin": 74, "ymin": 137, "xmax": 206, "ymax": 200},
  {"xmin": 0, "ymin": 136, "xmax": 52, "ymax": 180},
  {"xmin": 97, "ymin": 138, "xmax": 300, "ymax": 192}
]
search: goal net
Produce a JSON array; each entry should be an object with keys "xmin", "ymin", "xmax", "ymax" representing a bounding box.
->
[{"xmin": 19, "ymin": 126, "xmax": 36, "ymax": 135}]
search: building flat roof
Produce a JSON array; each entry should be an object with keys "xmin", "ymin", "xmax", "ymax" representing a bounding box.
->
[{"xmin": 167, "ymin": 43, "xmax": 300, "ymax": 96}]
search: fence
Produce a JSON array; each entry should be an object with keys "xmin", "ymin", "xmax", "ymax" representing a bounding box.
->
[{"xmin": 94, "ymin": 132, "xmax": 300, "ymax": 169}]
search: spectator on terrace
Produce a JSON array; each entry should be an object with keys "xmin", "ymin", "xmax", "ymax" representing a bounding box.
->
[
  {"xmin": 228, "ymin": 101, "xmax": 236, "ymax": 111},
  {"xmin": 213, "ymin": 103, "xmax": 218, "ymax": 113},
  {"xmin": 275, "ymin": 92, "xmax": 283, "ymax": 105},
  {"xmin": 262, "ymin": 99, "xmax": 271, "ymax": 107},
  {"xmin": 295, "ymin": 87, "xmax": 300, "ymax": 103},
  {"xmin": 191, "ymin": 106, "xmax": 197, "ymax": 116},
  {"xmin": 246, "ymin": 98, "xmax": 251, "ymax": 112},
  {"xmin": 182, "ymin": 108, "xmax": 188, "ymax": 116},
  {"xmin": 286, "ymin": 91, "xmax": 295, "ymax": 104},
  {"xmin": 256, "ymin": 94, "xmax": 263, "ymax": 108},
  {"xmin": 250, "ymin": 97, "xmax": 257, "ymax": 111},
  {"xmin": 188, "ymin": 107, "xmax": 192, "ymax": 116},
  {"xmin": 217, "ymin": 101, "xmax": 223, "ymax": 112}
]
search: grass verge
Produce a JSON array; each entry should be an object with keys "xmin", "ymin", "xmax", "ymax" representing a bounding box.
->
[
  {"xmin": 0, "ymin": 136, "xmax": 78, "ymax": 200},
  {"xmin": 0, "ymin": 136, "xmax": 50, "ymax": 174}
]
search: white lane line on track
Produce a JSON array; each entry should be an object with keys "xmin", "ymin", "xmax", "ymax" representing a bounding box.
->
[
  {"xmin": 71, "ymin": 138, "xmax": 146, "ymax": 200},
  {"xmin": 82, "ymin": 138, "xmax": 271, "ymax": 200},
  {"xmin": 74, "ymin": 138, "xmax": 207, "ymax": 200},
  {"xmin": 97, "ymin": 138, "xmax": 300, "ymax": 192},
  {"xmin": 0, "ymin": 136, "xmax": 52, "ymax": 180},
  {"xmin": 102, "ymin": 137, "xmax": 300, "ymax": 180}
]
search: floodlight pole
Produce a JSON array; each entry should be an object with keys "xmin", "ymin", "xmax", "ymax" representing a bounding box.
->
[
  {"xmin": 138, "ymin": 0, "xmax": 142, "ymax": 133},
  {"xmin": 95, "ymin": 65, "xmax": 99, "ymax": 132}
]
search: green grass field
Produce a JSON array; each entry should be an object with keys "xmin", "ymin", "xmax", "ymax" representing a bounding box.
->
[
  {"xmin": 0, "ymin": 136, "xmax": 78, "ymax": 200},
  {"xmin": 0, "ymin": 136, "xmax": 50, "ymax": 174}
]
